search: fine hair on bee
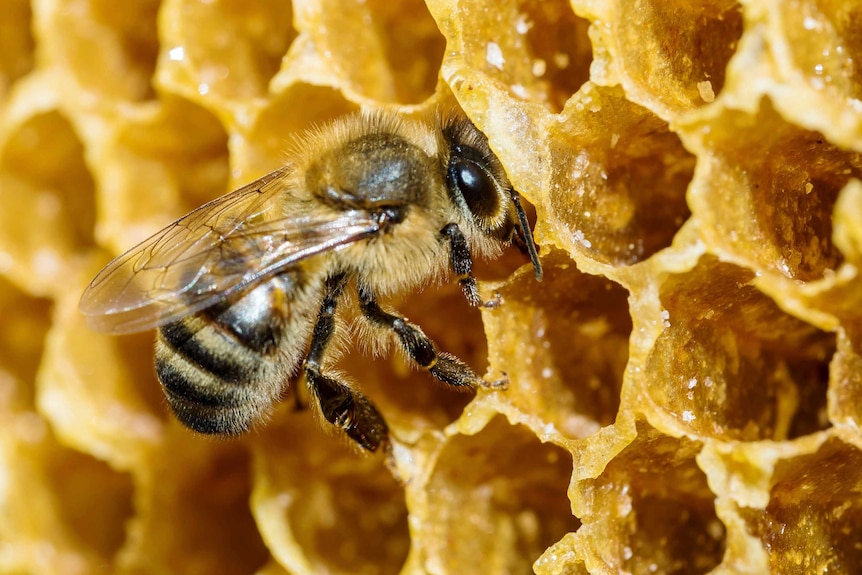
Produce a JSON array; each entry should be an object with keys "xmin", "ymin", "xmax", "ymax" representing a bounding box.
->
[{"xmin": 79, "ymin": 109, "xmax": 543, "ymax": 453}]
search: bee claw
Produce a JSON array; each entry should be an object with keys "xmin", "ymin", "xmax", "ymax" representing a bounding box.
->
[
  {"xmin": 481, "ymin": 372, "xmax": 509, "ymax": 390},
  {"xmin": 382, "ymin": 438, "xmax": 409, "ymax": 486},
  {"xmin": 479, "ymin": 291, "xmax": 503, "ymax": 309}
]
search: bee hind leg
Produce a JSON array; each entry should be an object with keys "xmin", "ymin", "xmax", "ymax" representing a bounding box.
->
[
  {"xmin": 358, "ymin": 286, "xmax": 507, "ymax": 390},
  {"xmin": 306, "ymin": 370, "xmax": 389, "ymax": 452},
  {"xmin": 304, "ymin": 273, "xmax": 388, "ymax": 452}
]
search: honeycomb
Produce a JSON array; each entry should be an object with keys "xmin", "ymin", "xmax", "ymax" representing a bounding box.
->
[{"xmin": 1, "ymin": 0, "xmax": 861, "ymax": 573}]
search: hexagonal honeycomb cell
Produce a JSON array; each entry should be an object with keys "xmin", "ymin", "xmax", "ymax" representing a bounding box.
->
[{"xmin": 2, "ymin": 0, "xmax": 862, "ymax": 574}]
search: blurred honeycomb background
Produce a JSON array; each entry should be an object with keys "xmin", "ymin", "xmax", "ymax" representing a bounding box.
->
[{"xmin": 2, "ymin": 0, "xmax": 862, "ymax": 573}]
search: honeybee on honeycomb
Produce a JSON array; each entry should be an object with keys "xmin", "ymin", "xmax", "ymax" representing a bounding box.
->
[
  {"xmin": 80, "ymin": 110, "xmax": 542, "ymax": 452},
  {"xmin": 3, "ymin": 0, "xmax": 861, "ymax": 573}
]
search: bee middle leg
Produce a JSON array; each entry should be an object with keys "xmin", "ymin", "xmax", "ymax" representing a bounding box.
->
[
  {"xmin": 304, "ymin": 273, "xmax": 389, "ymax": 452},
  {"xmin": 358, "ymin": 286, "xmax": 506, "ymax": 390}
]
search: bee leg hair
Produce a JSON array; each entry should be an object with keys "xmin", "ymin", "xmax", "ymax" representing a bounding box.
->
[
  {"xmin": 358, "ymin": 285, "xmax": 488, "ymax": 390},
  {"xmin": 304, "ymin": 273, "xmax": 388, "ymax": 452},
  {"xmin": 289, "ymin": 380, "xmax": 307, "ymax": 412},
  {"xmin": 440, "ymin": 223, "xmax": 500, "ymax": 309}
]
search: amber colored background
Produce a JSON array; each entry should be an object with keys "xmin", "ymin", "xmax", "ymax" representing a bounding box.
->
[{"xmin": 2, "ymin": 0, "xmax": 862, "ymax": 573}]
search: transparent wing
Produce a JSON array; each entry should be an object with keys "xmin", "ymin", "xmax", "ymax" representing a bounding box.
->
[{"xmin": 80, "ymin": 167, "xmax": 381, "ymax": 334}]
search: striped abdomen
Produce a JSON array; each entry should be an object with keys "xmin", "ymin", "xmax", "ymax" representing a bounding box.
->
[{"xmin": 154, "ymin": 273, "xmax": 315, "ymax": 434}]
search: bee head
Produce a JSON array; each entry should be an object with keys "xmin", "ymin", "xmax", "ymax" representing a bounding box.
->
[{"xmin": 442, "ymin": 117, "xmax": 543, "ymax": 281}]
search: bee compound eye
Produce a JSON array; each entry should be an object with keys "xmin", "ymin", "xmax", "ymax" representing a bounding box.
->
[{"xmin": 450, "ymin": 159, "xmax": 500, "ymax": 219}]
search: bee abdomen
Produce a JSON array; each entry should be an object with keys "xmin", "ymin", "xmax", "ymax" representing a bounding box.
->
[
  {"xmin": 159, "ymin": 319, "xmax": 255, "ymax": 384},
  {"xmin": 155, "ymin": 314, "xmax": 286, "ymax": 435}
]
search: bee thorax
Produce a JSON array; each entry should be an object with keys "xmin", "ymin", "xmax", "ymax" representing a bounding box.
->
[{"xmin": 307, "ymin": 133, "xmax": 437, "ymax": 210}]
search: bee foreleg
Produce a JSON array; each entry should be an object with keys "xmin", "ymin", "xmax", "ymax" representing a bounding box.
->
[
  {"xmin": 440, "ymin": 223, "xmax": 500, "ymax": 309},
  {"xmin": 359, "ymin": 286, "xmax": 494, "ymax": 390},
  {"xmin": 304, "ymin": 273, "xmax": 388, "ymax": 452}
]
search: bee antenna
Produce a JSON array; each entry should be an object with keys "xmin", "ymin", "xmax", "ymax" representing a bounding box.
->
[{"xmin": 510, "ymin": 191, "xmax": 543, "ymax": 282}]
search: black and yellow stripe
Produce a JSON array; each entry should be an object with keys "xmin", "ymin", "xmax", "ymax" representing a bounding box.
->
[{"xmin": 153, "ymin": 276, "xmax": 295, "ymax": 435}]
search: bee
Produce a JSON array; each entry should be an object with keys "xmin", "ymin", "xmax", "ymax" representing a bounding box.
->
[{"xmin": 79, "ymin": 110, "xmax": 542, "ymax": 453}]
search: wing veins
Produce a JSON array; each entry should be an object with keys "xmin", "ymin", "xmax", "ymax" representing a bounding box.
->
[{"xmin": 80, "ymin": 166, "xmax": 382, "ymax": 334}]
